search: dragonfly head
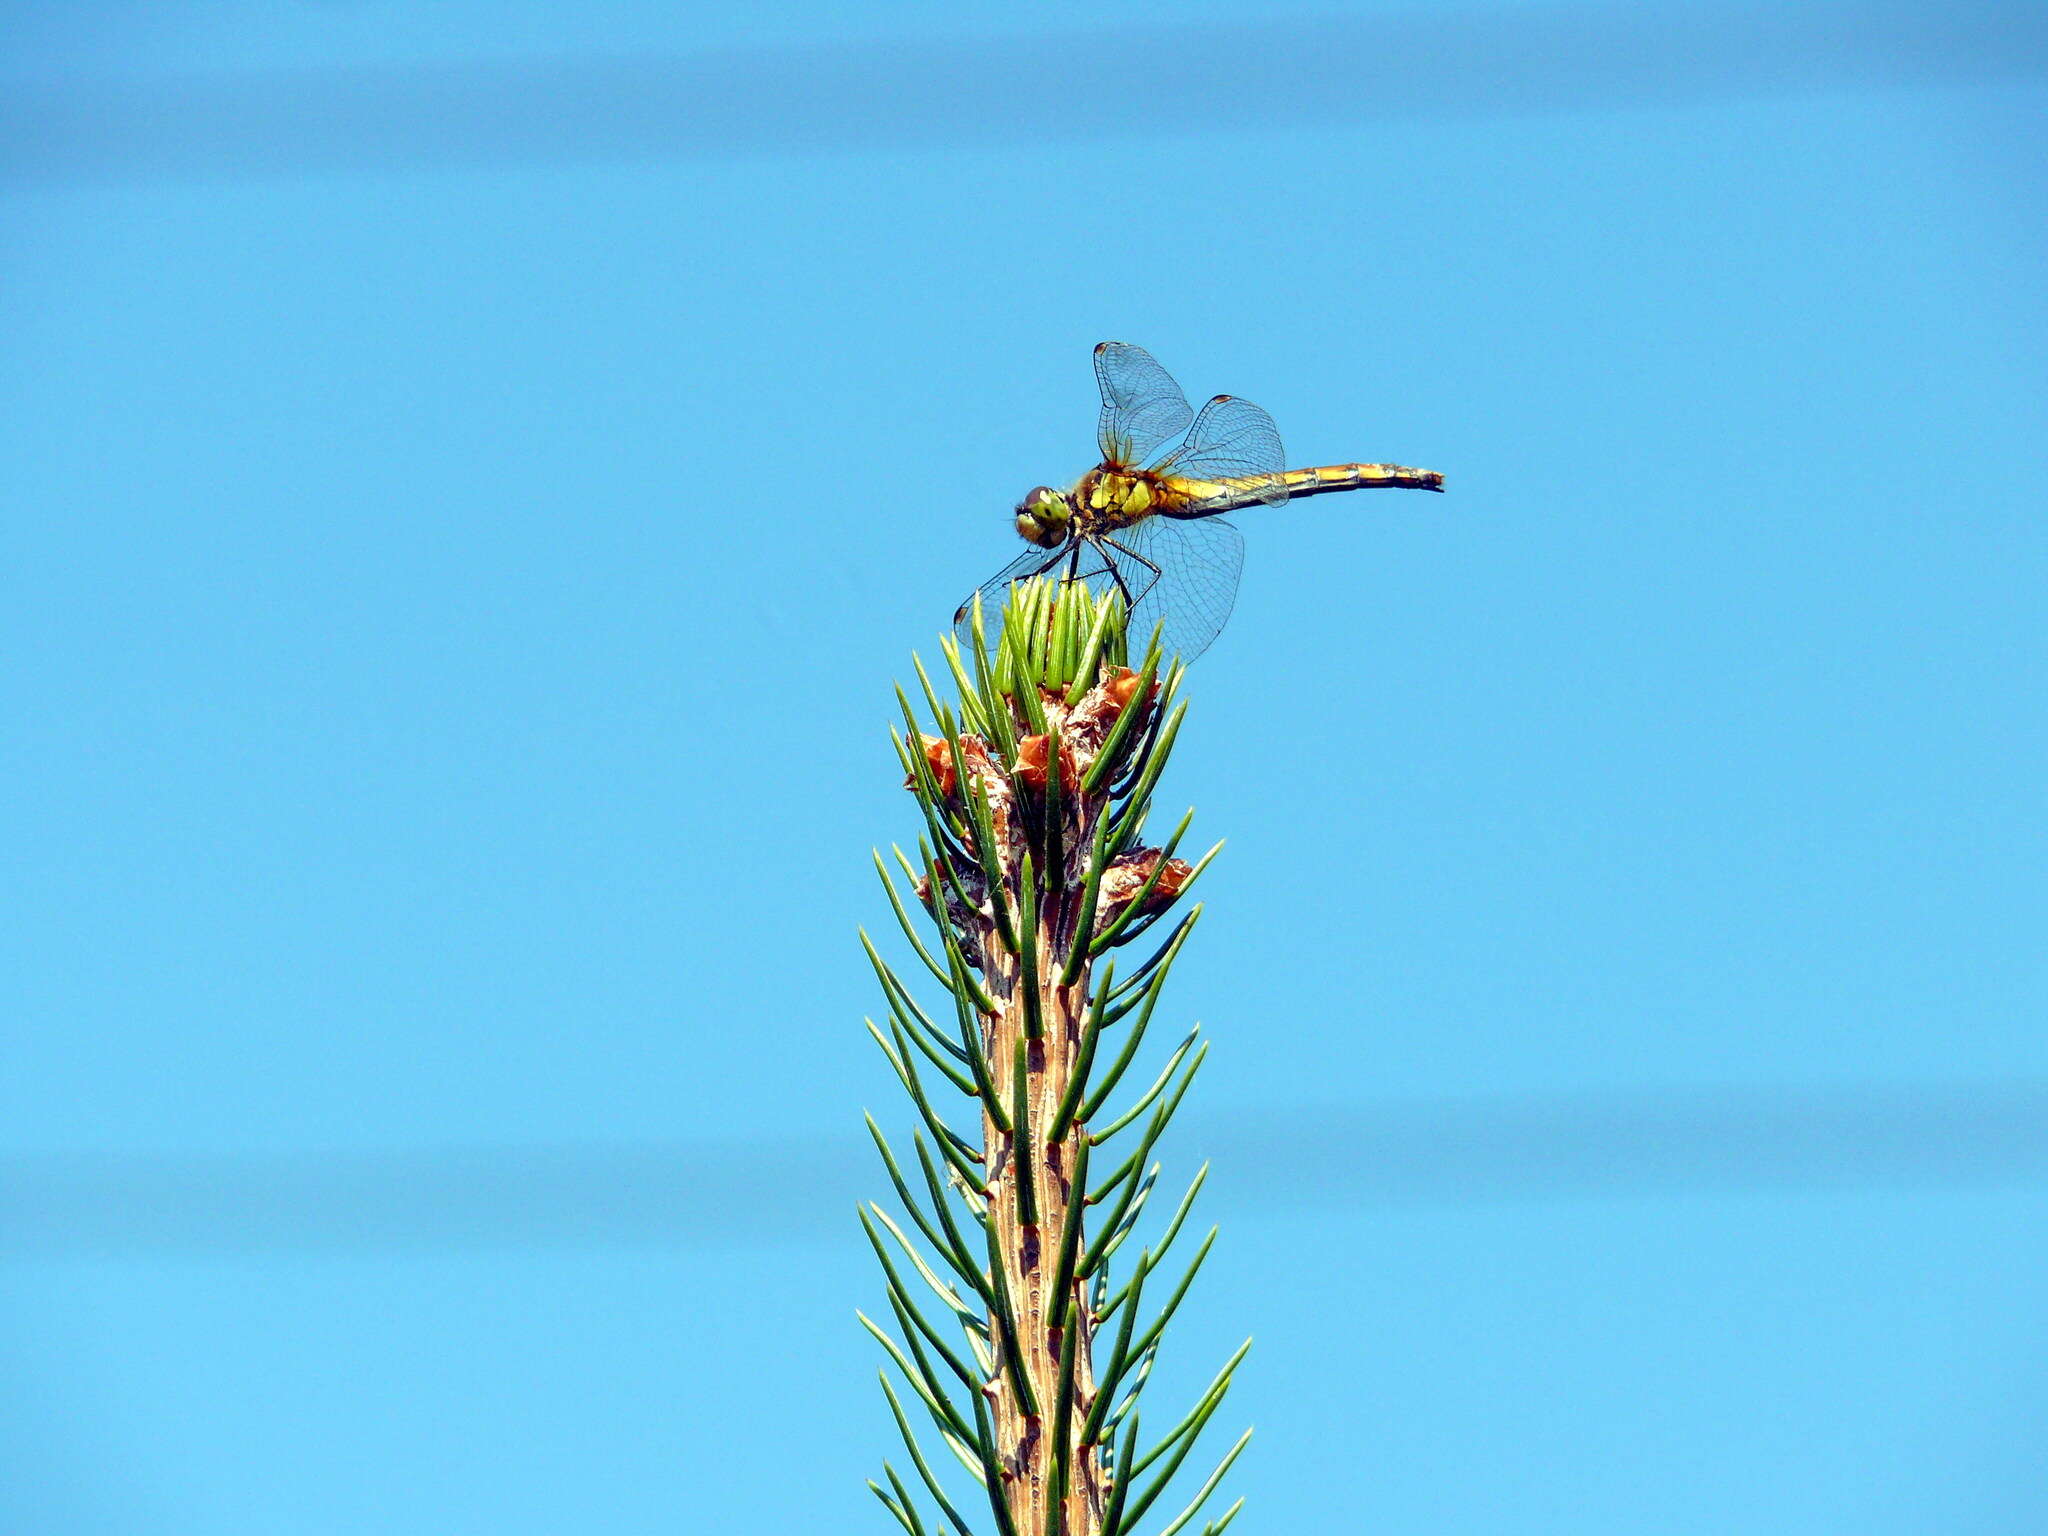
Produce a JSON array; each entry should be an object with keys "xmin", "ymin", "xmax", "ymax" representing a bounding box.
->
[{"xmin": 1014, "ymin": 486, "xmax": 1072, "ymax": 548}]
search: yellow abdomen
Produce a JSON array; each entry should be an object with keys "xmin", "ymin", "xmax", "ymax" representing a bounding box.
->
[{"xmin": 1167, "ymin": 462, "xmax": 1445, "ymax": 515}]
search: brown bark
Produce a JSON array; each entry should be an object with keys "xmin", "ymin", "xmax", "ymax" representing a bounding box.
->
[{"xmin": 984, "ymin": 949, "xmax": 1106, "ymax": 1536}]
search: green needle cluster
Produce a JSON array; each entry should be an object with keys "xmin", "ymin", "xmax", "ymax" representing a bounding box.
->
[{"xmin": 862, "ymin": 579, "xmax": 1249, "ymax": 1536}]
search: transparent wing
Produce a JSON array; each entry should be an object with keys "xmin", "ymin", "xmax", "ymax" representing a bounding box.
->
[
  {"xmin": 1094, "ymin": 342, "xmax": 1195, "ymax": 468},
  {"xmin": 951, "ymin": 541, "xmax": 1077, "ymax": 640},
  {"xmin": 1151, "ymin": 394, "xmax": 1288, "ymax": 506},
  {"xmin": 1099, "ymin": 516, "xmax": 1246, "ymax": 664}
]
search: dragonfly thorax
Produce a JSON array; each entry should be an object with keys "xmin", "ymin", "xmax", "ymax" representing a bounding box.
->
[{"xmin": 1076, "ymin": 466, "xmax": 1172, "ymax": 532}]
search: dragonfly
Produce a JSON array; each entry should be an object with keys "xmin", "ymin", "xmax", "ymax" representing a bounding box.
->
[{"xmin": 955, "ymin": 342, "xmax": 1444, "ymax": 662}]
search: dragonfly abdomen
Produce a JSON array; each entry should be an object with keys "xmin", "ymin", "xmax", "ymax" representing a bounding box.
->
[
  {"xmin": 1282, "ymin": 462, "xmax": 1444, "ymax": 498},
  {"xmin": 1169, "ymin": 461, "xmax": 1444, "ymax": 515}
]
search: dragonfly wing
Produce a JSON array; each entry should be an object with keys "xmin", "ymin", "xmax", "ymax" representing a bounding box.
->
[
  {"xmin": 1094, "ymin": 342, "xmax": 1195, "ymax": 467},
  {"xmin": 1151, "ymin": 394, "xmax": 1288, "ymax": 506},
  {"xmin": 952, "ymin": 542, "xmax": 1078, "ymax": 637},
  {"xmin": 1100, "ymin": 515, "xmax": 1246, "ymax": 664}
]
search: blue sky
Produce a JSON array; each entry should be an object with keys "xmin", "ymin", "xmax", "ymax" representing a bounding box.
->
[{"xmin": 4, "ymin": 3, "xmax": 2045, "ymax": 1533}]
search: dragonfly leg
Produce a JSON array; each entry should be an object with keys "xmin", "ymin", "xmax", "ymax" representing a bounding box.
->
[
  {"xmin": 1098, "ymin": 535, "xmax": 1163, "ymax": 607},
  {"xmin": 1083, "ymin": 538, "xmax": 1136, "ymax": 610}
]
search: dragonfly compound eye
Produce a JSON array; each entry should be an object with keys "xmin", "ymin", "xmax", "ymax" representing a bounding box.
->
[{"xmin": 1013, "ymin": 488, "xmax": 1070, "ymax": 548}]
